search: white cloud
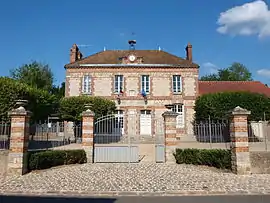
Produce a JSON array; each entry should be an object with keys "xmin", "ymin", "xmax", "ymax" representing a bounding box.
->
[
  {"xmin": 257, "ymin": 69, "xmax": 270, "ymax": 77},
  {"xmin": 202, "ymin": 62, "xmax": 218, "ymax": 74},
  {"xmin": 217, "ymin": 0, "xmax": 270, "ymax": 38}
]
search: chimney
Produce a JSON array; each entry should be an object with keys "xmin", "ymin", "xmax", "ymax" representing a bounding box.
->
[
  {"xmin": 185, "ymin": 42, "xmax": 192, "ymax": 62},
  {"xmin": 70, "ymin": 44, "xmax": 79, "ymax": 63}
]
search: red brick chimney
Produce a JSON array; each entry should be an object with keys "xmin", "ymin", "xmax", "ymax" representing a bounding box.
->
[
  {"xmin": 185, "ymin": 42, "xmax": 192, "ymax": 62},
  {"xmin": 70, "ymin": 44, "xmax": 82, "ymax": 63}
]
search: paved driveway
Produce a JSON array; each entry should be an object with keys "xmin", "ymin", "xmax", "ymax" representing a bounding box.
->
[{"xmin": 1, "ymin": 163, "xmax": 270, "ymax": 196}]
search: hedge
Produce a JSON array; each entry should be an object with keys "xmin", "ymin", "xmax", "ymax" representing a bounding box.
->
[
  {"xmin": 194, "ymin": 91, "xmax": 270, "ymax": 121},
  {"xmin": 28, "ymin": 150, "xmax": 87, "ymax": 170},
  {"xmin": 174, "ymin": 148, "xmax": 231, "ymax": 169},
  {"xmin": 59, "ymin": 96, "xmax": 116, "ymax": 121}
]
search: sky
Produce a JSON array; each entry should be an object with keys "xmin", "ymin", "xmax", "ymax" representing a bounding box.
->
[{"xmin": 1, "ymin": 0, "xmax": 270, "ymax": 85}]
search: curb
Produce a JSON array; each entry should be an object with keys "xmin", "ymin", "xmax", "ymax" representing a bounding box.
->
[{"xmin": 0, "ymin": 190, "xmax": 268, "ymax": 197}]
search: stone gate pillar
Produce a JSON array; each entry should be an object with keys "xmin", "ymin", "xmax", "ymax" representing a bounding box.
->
[
  {"xmin": 7, "ymin": 106, "xmax": 30, "ymax": 176},
  {"xmin": 162, "ymin": 111, "xmax": 178, "ymax": 163},
  {"xmin": 81, "ymin": 108, "xmax": 95, "ymax": 163},
  {"xmin": 230, "ymin": 106, "xmax": 251, "ymax": 175}
]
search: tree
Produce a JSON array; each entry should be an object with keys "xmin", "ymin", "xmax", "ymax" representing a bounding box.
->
[
  {"xmin": 0, "ymin": 77, "xmax": 57, "ymax": 122},
  {"xmin": 10, "ymin": 61, "xmax": 54, "ymax": 91},
  {"xmin": 227, "ymin": 62, "xmax": 252, "ymax": 81},
  {"xmin": 200, "ymin": 62, "xmax": 252, "ymax": 81},
  {"xmin": 51, "ymin": 82, "xmax": 65, "ymax": 99},
  {"xmin": 59, "ymin": 96, "xmax": 116, "ymax": 122},
  {"xmin": 200, "ymin": 74, "xmax": 219, "ymax": 81}
]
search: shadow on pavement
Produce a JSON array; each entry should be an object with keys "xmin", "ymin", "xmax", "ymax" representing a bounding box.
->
[
  {"xmin": 0, "ymin": 194, "xmax": 269, "ymax": 203},
  {"xmin": 0, "ymin": 195, "xmax": 117, "ymax": 203}
]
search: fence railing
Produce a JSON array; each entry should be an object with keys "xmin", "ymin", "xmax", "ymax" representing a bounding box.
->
[
  {"xmin": 28, "ymin": 121, "xmax": 82, "ymax": 150},
  {"xmin": 0, "ymin": 121, "xmax": 11, "ymax": 150},
  {"xmin": 188, "ymin": 121, "xmax": 270, "ymax": 151},
  {"xmin": 193, "ymin": 121, "xmax": 230, "ymax": 143}
]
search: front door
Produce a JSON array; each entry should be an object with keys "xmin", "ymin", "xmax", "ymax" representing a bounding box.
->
[{"xmin": 140, "ymin": 110, "xmax": 152, "ymax": 135}]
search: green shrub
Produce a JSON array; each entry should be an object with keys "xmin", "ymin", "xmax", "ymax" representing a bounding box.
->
[
  {"xmin": 174, "ymin": 148, "xmax": 231, "ymax": 169},
  {"xmin": 59, "ymin": 96, "xmax": 116, "ymax": 121},
  {"xmin": 28, "ymin": 149, "xmax": 87, "ymax": 170},
  {"xmin": 0, "ymin": 77, "xmax": 57, "ymax": 122},
  {"xmin": 195, "ymin": 91, "xmax": 270, "ymax": 121}
]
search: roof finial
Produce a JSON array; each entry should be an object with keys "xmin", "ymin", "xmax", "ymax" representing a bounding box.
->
[{"xmin": 128, "ymin": 40, "xmax": 136, "ymax": 51}]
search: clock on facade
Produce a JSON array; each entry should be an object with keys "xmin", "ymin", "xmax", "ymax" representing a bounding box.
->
[{"xmin": 128, "ymin": 54, "xmax": 136, "ymax": 62}]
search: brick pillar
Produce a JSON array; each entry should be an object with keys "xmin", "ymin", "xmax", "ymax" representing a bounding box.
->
[
  {"xmin": 81, "ymin": 109, "xmax": 95, "ymax": 163},
  {"xmin": 162, "ymin": 111, "xmax": 178, "ymax": 163},
  {"xmin": 7, "ymin": 106, "xmax": 30, "ymax": 176},
  {"xmin": 230, "ymin": 106, "xmax": 251, "ymax": 175}
]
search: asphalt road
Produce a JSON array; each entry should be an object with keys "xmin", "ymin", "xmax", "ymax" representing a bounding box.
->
[{"xmin": 0, "ymin": 195, "xmax": 270, "ymax": 203}]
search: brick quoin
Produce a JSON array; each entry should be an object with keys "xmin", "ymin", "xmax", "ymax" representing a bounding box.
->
[
  {"xmin": 233, "ymin": 147, "xmax": 249, "ymax": 153},
  {"xmin": 232, "ymin": 116, "xmax": 247, "ymax": 122},
  {"xmin": 165, "ymin": 134, "xmax": 177, "ymax": 139},
  {"xmin": 231, "ymin": 137, "xmax": 249, "ymax": 142}
]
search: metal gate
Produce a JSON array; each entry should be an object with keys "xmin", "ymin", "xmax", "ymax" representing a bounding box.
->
[
  {"xmin": 93, "ymin": 112, "xmax": 139, "ymax": 163},
  {"xmin": 154, "ymin": 117, "xmax": 165, "ymax": 163}
]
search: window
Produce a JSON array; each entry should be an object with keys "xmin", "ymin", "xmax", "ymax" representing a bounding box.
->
[
  {"xmin": 141, "ymin": 75, "xmax": 150, "ymax": 94},
  {"xmin": 114, "ymin": 75, "xmax": 124, "ymax": 93},
  {"xmin": 172, "ymin": 104, "xmax": 184, "ymax": 128},
  {"xmin": 172, "ymin": 75, "xmax": 182, "ymax": 94},
  {"xmin": 82, "ymin": 75, "xmax": 91, "ymax": 94}
]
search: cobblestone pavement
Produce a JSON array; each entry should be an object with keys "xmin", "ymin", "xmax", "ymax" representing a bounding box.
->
[{"xmin": 1, "ymin": 163, "xmax": 270, "ymax": 196}]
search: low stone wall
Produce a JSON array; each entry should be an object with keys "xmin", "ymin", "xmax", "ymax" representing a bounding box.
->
[
  {"xmin": 250, "ymin": 152, "xmax": 270, "ymax": 174},
  {"xmin": 0, "ymin": 150, "xmax": 9, "ymax": 177}
]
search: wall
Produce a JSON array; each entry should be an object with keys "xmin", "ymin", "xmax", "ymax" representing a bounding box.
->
[
  {"xmin": 0, "ymin": 150, "xmax": 8, "ymax": 177},
  {"xmin": 65, "ymin": 67, "xmax": 199, "ymax": 136},
  {"xmin": 250, "ymin": 152, "xmax": 270, "ymax": 174},
  {"xmin": 249, "ymin": 121, "xmax": 270, "ymax": 140}
]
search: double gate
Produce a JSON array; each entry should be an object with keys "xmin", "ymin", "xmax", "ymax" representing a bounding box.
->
[{"xmin": 93, "ymin": 112, "xmax": 165, "ymax": 163}]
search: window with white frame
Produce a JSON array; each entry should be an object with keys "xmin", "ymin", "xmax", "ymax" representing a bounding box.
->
[
  {"xmin": 172, "ymin": 75, "xmax": 182, "ymax": 94},
  {"xmin": 82, "ymin": 75, "xmax": 91, "ymax": 94},
  {"xmin": 172, "ymin": 103, "xmax": 184, "ymax": 128},
  {"xmin": 114, "ymin": 75, "xmax": 124, "ymax": 93},
  {"xmin": 141, "ymin": 75, "xmax": 150, "ymax": 94}
]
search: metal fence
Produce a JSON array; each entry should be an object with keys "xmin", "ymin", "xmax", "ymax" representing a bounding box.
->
[
  {"xmin": 182, "ymin": 121, "xmax": 232, "ymax": 150},
  {"xmin": 188, "ymin": 120, "xmax": 270, "ymax": 151},
  {"xmin": 0, "ymin": 120, "xmax": 11, "ymax": 150},
  {"xmin": 28, "ymin": 121, "xmax": 82, "ymax": 150},
  {"xmin": 193, "ymin": 121, "xmax": 230, "ymax": 143}
]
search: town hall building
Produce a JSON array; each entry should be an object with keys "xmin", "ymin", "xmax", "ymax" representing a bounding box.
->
[{"xmin": 64, "ymin": 40, "xmax": 199, "ymax": 137}]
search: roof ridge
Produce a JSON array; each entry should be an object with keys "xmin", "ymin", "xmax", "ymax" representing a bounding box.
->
[
  {"xmin": 65, "ymin": 49, "xmax": 200, "ymax": 67},
  {"xmin": 199, "ymin": 81, "xmax": 261, "ymax": 83}
]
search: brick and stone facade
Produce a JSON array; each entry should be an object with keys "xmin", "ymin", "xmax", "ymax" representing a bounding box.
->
[
  {"xmin": 7, "ymin": 106, "xmax": 30, "ymax": 176},
  {"xmin": 230, "ymin": 106, "xmax": 251, "ymax": 175},
  {"xmin": 81, "ymin": 108, "xmax": 95, "ymax": 163},
  {"xmin": 64, "ymin": 42, "xmax": 199, "ymax": 138},
  {"xmin": 162, "ymin": 111, "xmax": 178, "ymax": 163}
]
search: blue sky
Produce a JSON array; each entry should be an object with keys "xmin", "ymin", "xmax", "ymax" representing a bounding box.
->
[{"xmin": 1, "ymin": 0, "xmax": 270, "ymax": 85}]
